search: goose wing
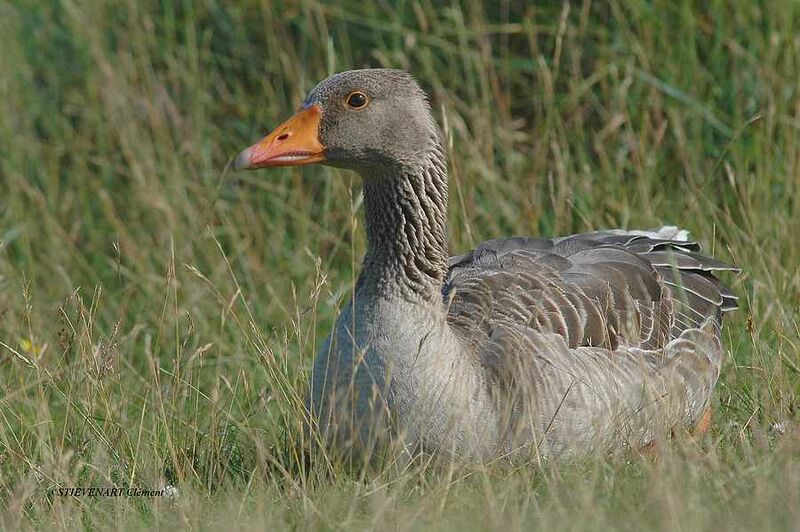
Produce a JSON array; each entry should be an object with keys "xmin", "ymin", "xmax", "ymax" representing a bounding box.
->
[{"xmin": 443, "ymin": 229, "xmax": 739, "ymax": 455}]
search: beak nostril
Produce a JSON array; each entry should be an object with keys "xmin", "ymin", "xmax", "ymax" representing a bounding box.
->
[{"xmin": 277, "ymin": 132, "xmax": 290, "ymax": 142}]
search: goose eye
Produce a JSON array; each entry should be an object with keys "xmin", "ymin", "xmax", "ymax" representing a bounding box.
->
[{"xmin": 346, "ymin": 91, "xmax": 368, "ymax": 109}]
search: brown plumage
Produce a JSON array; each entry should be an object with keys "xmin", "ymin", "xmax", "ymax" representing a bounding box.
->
[{"xmin": 235, "ymin": 69, "xmax": 739, "ymax": 461}]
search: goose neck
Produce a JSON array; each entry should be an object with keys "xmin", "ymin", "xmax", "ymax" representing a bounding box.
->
[{"xmin": 357, "ymin": 147, "xmax": 449, "ymax": 302}]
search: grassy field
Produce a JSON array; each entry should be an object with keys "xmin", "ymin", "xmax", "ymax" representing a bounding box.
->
[{"xmin": 1, "ymin": 0, "xmax": 799, "ymax": 529}]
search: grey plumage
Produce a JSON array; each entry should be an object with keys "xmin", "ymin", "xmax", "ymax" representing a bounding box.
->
[
  {"xmin": 442, "ymin": 232, "xmax": 736, "ymax": 457},
  {"xmin": 236, "ymin": 69, "xmax": 740, "ymax": 462}
]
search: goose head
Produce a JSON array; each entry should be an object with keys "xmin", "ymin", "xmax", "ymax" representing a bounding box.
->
[{"xmin": 235, "ymin": 69, "xmax": 439, "ymax": 173}]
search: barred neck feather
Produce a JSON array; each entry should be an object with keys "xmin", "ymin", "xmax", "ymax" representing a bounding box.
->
[{"xmin": 359, "ymin": 142, "xmax": 449, "ymax": 302}]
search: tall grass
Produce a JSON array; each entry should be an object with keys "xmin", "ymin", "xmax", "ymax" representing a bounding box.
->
[{"xmin": 0, "ymin": 0, "xmax": 798, "ymax": 529}]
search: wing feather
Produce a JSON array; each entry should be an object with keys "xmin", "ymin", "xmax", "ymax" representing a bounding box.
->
[{"xmin": 443, "ymin": 228, "xmax": 738, "ymax": 454}]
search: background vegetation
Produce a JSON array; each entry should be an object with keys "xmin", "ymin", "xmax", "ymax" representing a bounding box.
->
[{"xmin": 1, "ymin": 0, "xmax": 798, "ymax": 529}]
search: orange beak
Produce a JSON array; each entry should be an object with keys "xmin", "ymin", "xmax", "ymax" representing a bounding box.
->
[{"xmin": 234, "ymin": 104, "xmax": 326, "ymax": 169}]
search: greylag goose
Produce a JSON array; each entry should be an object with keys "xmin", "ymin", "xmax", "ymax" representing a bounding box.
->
[{"xmin": 235, "ymin": 69, "xmax": 739, "ymax": 461}]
